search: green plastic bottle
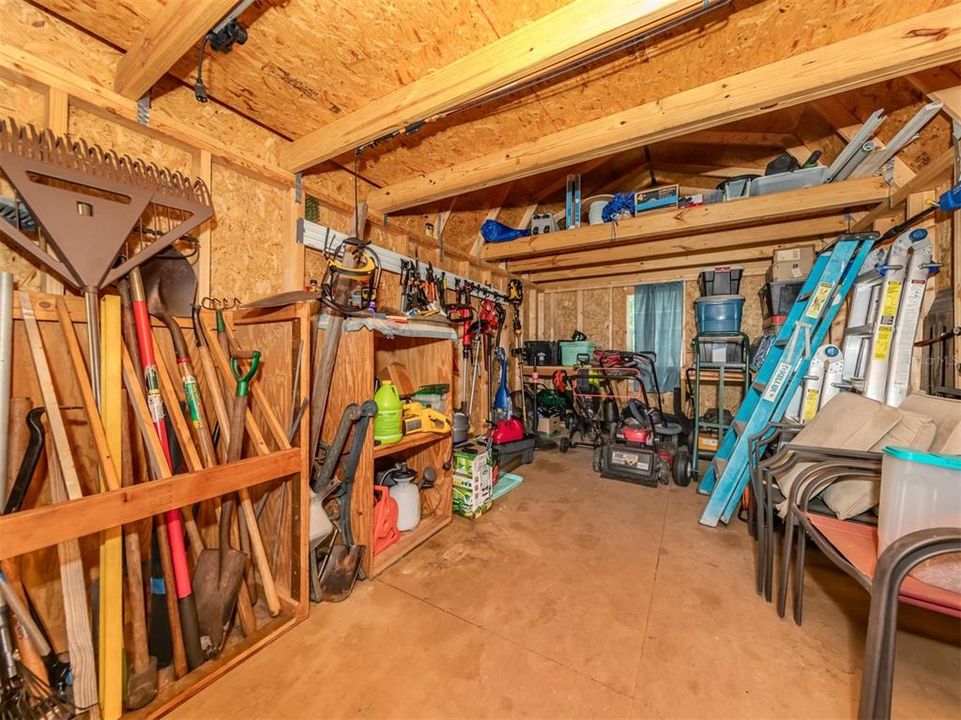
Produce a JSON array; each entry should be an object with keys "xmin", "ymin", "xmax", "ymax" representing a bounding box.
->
[{"xmin": 373, "ymin": 381, "xmax": 403, "ymax": 445}]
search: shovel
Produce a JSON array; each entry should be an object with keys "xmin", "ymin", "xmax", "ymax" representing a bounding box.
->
[{"xmin": 194, "ymin": 351, "xmax": 259, "ymax": 657}]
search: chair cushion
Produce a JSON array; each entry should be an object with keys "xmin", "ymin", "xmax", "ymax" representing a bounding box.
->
[
  {"xmin": 776, "ymin": 394, "xmax": 900, "ymax": 510},
  {"xmin": 820, "ymin": 406, "xmax": 936, "ymax": 519},
  {"xmin": 900, "ymin": 392, "xmax": 961, "ymax": 452}
]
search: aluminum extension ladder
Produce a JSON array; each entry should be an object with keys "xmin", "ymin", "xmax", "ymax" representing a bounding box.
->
[
  {"xmin": 785, "ymin": 343, "xmax": 843, "ymax": 423},
  {"xmin": 840, "ymin": 228, "xmax": 937, "ymax": 406},
  {"xmin": 698, "ymin": 234, "xmax": 878, "ymax": 527}
]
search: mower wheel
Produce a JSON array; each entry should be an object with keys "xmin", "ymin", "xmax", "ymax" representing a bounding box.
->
[
  {"xmin": 592, "ymin": 445, "xmax": 602, "ymax": 473},
  {"xmin": 558, "ymin": 436, "xmax": 570, "ymax": 453},
  {"xmin": 673, "ymin": 446, "xmax": 692, "ymax": 487}
]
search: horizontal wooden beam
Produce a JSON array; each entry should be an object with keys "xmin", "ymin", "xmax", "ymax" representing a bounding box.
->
[
  {"xmin": 509, "ymin": 215, "xmax": 848, "ymax": 272},
  {"xmin": 534, "ymin": 261, "xmax": 769, "ymax": 292},
  {"xmin": 668, "ymin": 130, "xmax": 800, "ymax": 147},
  {"xmin": 0, "ymin": 40, "xmax": 293, "ymax": 187},
  {"xmin": 854, "ymin": 148, "xmax": 955, "ymax": 231},
  {"xmin": 653, "ymin": 163, "xmax": 765, "ymax": 179},
  {"xmin": 114, "ymin": 0, "xmax": 237, "ymax": 99},
  {"xmin": 368, "ymin": 7, "xmax": 961, "ymax": 213},
  {"xmin": 0, "ymin": 449, "xmax": 300, "ymax": 559},
  {"xmin": 279, "ymin": 0, "xmax": 706, "ymax": 172},
  {"xmin": 487, "ymin": 177, "xmax": 887, "ymax": 261},
  {"xmin": 529, "ymin": 241, "xmax": 818, "ymax": 283}
]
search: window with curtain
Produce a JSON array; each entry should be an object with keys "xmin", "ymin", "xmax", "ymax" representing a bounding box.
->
[{"xmin": 632, "ymin": 281, "xmax": 683, "ymax": 391}]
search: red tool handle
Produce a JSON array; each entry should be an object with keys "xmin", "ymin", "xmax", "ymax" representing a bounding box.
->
[{"xmin": 130, "ymin": 296, "xmax": 191, "ymax": 600}]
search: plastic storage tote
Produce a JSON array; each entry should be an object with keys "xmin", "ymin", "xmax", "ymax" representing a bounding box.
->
[
  {"xmin": 698, "ymin": 266, "xmax": 743, "ymax": 296},
  {"xmin": 559, "ymin": 341, "xmax": 596, "ymax": 366},
  {"xmin": 878, "ymin": 447, "xmax": 961, "ymax": 553},
  {"xmin": 695, "ymin": 295, "xmax": 745, "ymax": 333}
]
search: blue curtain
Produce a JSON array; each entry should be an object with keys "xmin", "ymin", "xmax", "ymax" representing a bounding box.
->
[{"xmin": 633, "ymin": 281, "xmax": 683, "ymax": 391}]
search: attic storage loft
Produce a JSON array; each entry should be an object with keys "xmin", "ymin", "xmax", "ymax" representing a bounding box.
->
[{"xmin": 0, "ymin": 0, "xmax": 958, "ymax": 718}]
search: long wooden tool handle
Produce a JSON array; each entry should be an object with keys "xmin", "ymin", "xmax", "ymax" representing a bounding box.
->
[
  {"xmin": 120, "ymin": 282, "xmax": 187, "ymax": 678},
  {"xmin": 19, "ymin": 293, "xmax": 99, "ymax": 715},
  {"xmin": 120, "ymin": 398, "xmax": 152, "ymax": 676},
  {"xmin": 150, "ymin": 339, "xmax": 258, "ymax": 634}
]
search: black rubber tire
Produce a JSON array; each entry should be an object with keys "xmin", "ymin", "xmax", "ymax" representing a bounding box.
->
[
  {"xmin": 592, "ymin": 446, "xmax": 602, "ymax": 473},
  {"xmin": 673, "ymin": 447, "xmax": 692, "ymax": 487},
  {"xmin": 558, "ymin": 436, "xmax": 570, "ymax": 453}
]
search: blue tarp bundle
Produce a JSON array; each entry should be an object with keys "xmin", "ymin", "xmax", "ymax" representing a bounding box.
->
[
  {"xmin": 602, "ymin": 192, "xmax": 635, "ymax": 223},
  {"xmin": 481, "ymin": 219, "xmax": 530, "ymax": 243}
]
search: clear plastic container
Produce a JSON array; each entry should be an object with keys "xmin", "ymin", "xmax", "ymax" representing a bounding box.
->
[{"xmin": 877, "ymin": 446, "xmax": 961, "ymax": 555}]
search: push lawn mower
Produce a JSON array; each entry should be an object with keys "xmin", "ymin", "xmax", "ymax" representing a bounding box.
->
[{"xmin": 559, "ymin": 351, "xmax": 691, "ymax": 487}]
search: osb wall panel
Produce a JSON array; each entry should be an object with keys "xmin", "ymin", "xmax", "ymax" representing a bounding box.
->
[
  {"xmin": 68, "ymin": 107, "xmax": 193, "ymax": 176},
  {"xmin": 552, "ymin": 292, "xmax": 578, "ymax": 342},
  {"xmin": 210, "ymin": 164, "xmax": 286, "ymax": 301},
  {"xmin": 0, "ymin": 77, "xmax": 46, "ymax": 289},
  {"xmin": 612, "ymin": 288, "xmax": 630, "ymax": 350},
  {"xmin": 582, "ymin": 288, "xmax": 613, "ymax": 348}
]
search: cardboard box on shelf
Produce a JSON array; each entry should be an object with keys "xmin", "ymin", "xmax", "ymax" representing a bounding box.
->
[
  {"xmin": 536, "ymin": 415, "xmax": 560, "ymax": 435},
  {"xmin": 768, "ymin": 245, "xmax": 815, "ymax": 282}
]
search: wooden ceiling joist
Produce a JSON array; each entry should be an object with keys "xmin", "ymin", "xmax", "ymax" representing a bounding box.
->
[
  {"xmin": 367, "ymin": 7, "xmax": 961, "ymax": 213},
  {"xmin": 485, "ymin": 177, "xmax": 888, "ymax": 262},
  {"xmin": 508, "ymin": 216, "xmax": 849, "ymax": 273},
  {"xmin": 530, "ymin": 242, "xmax": 820, "ymax": 283},
  {"xmin": 114, "ymin": 0, "xmax": 238, "ymax": 99},
  {"xmin": 907, "ymin": 66, "xmax": 961, "ymax": 121},
  {"xmin": 278, "ymin": 0, "xmax": 707, "ymax": 173},
  {"xmin": 652, "ymin": 163, "xmax": 765, "ymax": 179},
  {"xmin": 535, "ymin": 261, "xmax": 770, "ymax": 292}
]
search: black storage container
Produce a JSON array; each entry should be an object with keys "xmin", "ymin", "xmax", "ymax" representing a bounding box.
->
[
  {"xmin": 523, "ymin": 340, "xmax": 560, "ymax": 366},
  {"xmin": 698, "ymin": 340, "xmax": 745, "ymax": 366},
  {"xmin": 698, "ymin": 266, "xmax": 743, "ymax": 297},
  {"xmin": 761, "ymin": 280, "xmax": 804, "ymax": 318}
]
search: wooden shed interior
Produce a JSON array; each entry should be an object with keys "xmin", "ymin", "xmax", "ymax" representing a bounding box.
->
[{"xmin": 0, "ymin": 1, "xmax": 959, "ymax": 718}]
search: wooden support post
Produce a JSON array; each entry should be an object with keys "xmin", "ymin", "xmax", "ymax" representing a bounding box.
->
[
  {"xmin": 193, "ymin": 150, "xmax": 213, "ymax": 299},
  {"xmin": 282, "ymin": 183, "xmax": 304, "ymax": 292},
  {"xmin": 98, "ymin": 296, "xmax": 123, "ymax": 720},
  {"xmin": 40, "ymin": 87, "xmax": 68, "ymax": 294}
]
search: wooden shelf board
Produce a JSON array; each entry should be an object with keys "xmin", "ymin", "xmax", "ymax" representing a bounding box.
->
[
  {"xmin": 371, "ymin": 512, "xmax": 451, "ymax": 575},
  {"xmin": 373, "ymin": 431, "xmax": 449, "ymax": 458}
]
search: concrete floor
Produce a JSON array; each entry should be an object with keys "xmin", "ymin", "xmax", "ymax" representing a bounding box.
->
[{"xmin": 174, "ymin": 452, "xmax": 960, "ymax": 719}]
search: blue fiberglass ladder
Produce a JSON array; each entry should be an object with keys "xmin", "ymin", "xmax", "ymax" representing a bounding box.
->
[{"xmin": 698, "ymin": 233, "xmax": 879, "ymax": 527}]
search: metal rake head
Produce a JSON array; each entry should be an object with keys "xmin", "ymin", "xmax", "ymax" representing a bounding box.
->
[{"xmin": 0, "ymin": 118, "xmax": 213, "ymax": 291}]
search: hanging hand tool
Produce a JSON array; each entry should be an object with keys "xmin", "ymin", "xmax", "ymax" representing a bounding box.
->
[
  {"xmin": 194, "ymin": 351, "xmax": 259, "ymax": 657},
  {"xmin": 507, "ymin": 279, "xmax": 527, "ymax": 428},
  {"xmin": 128, "ymin": 269, "xmax": 204, "ymax": 671}
]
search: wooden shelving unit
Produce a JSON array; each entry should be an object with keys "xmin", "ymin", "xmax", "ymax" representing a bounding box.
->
[{"xmin": 322, "ymin": 320, "xmax": 456, "ymax": 576}]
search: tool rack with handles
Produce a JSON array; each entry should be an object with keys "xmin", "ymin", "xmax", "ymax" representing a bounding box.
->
[
  {"xmin": 0, "ymin": 293, "xmax": 311, "ymax": 719},
  {"xmin": 322, "ymin": 319, "xmax": 455, "ymax": 577}
]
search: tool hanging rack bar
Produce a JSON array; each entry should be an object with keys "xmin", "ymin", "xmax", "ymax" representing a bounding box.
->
[{"xmin": 299, "ymin": 219, "xmax": 509, "ymax": 303}]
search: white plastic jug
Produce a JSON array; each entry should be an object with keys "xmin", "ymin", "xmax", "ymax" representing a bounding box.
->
[{"xmin": 387, "ymin": 470, "xmax": 421, "ymax": 531}]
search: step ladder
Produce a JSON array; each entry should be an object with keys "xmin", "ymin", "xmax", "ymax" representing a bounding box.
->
[
  {"xmin": 698, "ymin": 234, "xmax": 878, "ymax": 527},
  {"xmin": 885, "ymin": 229, "xmax": 937, "ymax": 406},
  {"xmin": 840, "ymin": 228, "xmax": 937, "ymax": 405},
  {"xmin": 840, "ymin": 246, "xmax": 894, "ymax": 390},
  {"xmin": 785, "ymin": 343, "xmax": 843, "ymax": 422}
]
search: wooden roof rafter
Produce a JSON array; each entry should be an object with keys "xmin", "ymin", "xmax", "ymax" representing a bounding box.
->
[
  {"xmin": 114, "ymin": 0, "xmax": 238, "ymax": 99},
  {"xmin": 278, "ymin": 0, "xmax": 712, "ymax": 173},
  {"xmin": 367, "ymin": 7, "xmax": 961, "ymax": 214}
]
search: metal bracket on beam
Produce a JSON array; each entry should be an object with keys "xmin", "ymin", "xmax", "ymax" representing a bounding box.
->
[
  {"xmin": 294, "ymin": 172, "xmax": 303, "ymax": 204},
  {"xmin": 136, "ymin": 95, "xmax": 150, "ymax": 125}
]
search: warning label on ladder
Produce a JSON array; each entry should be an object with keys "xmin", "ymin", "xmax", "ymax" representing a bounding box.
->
[
  {"xmin": 805, "ymin": 283, "xmax": 832, "ymax": 319},
  {"xmin": 762, "ymin": 361, "xmax": 792, "ymax": 401},
  {"xmin": 873, "ymin": 280, "xmax": 902, "ymax": 360},
  {"xmin": 802, "ymin": 389, "xmax": 820, "ymax": 421}
]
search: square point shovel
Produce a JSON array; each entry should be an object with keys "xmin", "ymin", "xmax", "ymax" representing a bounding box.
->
[{"xmin": 194, "ymin": 350, "xmax": 260, "ymax": 657}]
